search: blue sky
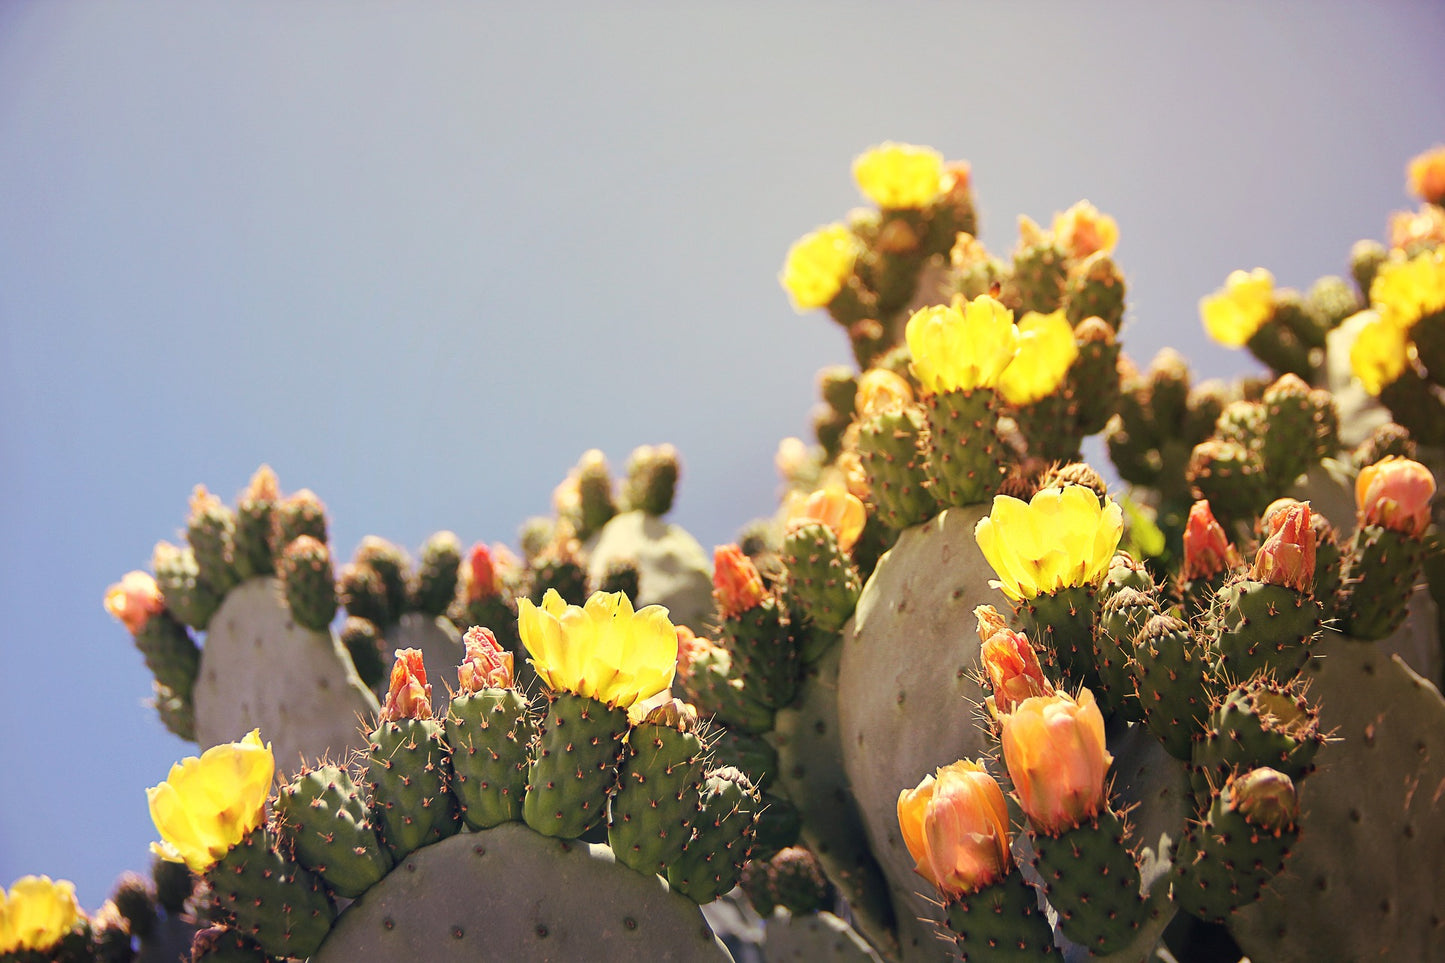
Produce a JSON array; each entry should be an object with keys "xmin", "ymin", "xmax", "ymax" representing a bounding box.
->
[{"xmin": 1, "ymin": 2, "xmax": 1443, "ymax": 907}]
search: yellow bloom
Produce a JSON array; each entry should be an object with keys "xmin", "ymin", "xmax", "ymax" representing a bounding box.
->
[
  {"xmin": 780, "ymin": 223, "xmax": 861, "ymax": 311},
  {"xmin": 1051, "ymin": 200, "xmax": 1119, "ymax": 259},
  {"xmin": 997, "ymin": 310, "xmax": 1079, "ymax": 406},
  {"xmin": 147, "ymin": 729, "xmax": 274, "ymax": 873},
  {"xmin": 1370, "ymin": 248, "xmax": 1445, "ymax": 329},
  {"xmin": 855, "ymin": 368, "xmax": 914, "ymax": 418},
  {"xmin": 905, "ymin": 296, "xmax": 1020, "ymax": 394},
  {"xmin": 517, "ymin": 590, "xmax": 677, "ymax": 708},
  {"xmin": 853, "ymin": 142, "xmax": 945, "ymax": 210},
  {"xmin": 999, "ymin": 689, "xmax": 1112, "ymax": 835},
  {"xmin": 1200, "ymin": 268, "xmax": 1275, "ymax": 347},
  {"xmin": 1349, "ymin": 310, "xmax": 1412, "ymax": 396},
  {"xmin": 897, "ymin": 760, "xmax": 1012, "ymax": 898},
  {"xmin": 974, "ymin": 486, "xmax": 1124, "ymax": 601},
  {"xmin": 1407, "ymin": 144, "xmax": 1445, "ymax": 204},
  {"xmin": 786, "ymin": 487, "xmax": 867, "ymax": 554},
  {"xmin": 0, "ymin": 876, "xmax": 81, "ymax": 953}
]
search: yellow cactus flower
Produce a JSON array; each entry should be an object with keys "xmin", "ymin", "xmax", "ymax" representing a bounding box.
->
[
  {"xmin": 786, "ymin": 487, "xmax": 867, "ymax": 553},
  {"xmin": 853, "ymin": 142, "xmax": 945, "ymax": 210},
  {"xmin": 1051, "ymin": 200, "xmax": 1119, "ymax": 259},
  {"xmin": 780, "ymin": 223, "xmax": 861, "ymax": 311},
  {"xmin": 0, "ymin": 876, "xmax": 81, "ymax": 953},
  {"xmin": 999, "ymin": 689, "xmax": 1112, "ymax": 835},
  {"xmin": 974, "ymin": 486, "xmax": 1124, "ymax": 601},
  {"xmin": 1370, "ymin": 248, "xmax": 1445, "ymax": 329},
  {"xmin": 997, "ymin": 310, "xmax": 1079, "ymax": 406},
  {"xmin": 906, "ymin": 296, "xmax": 1020, "ymax": 395},
  {"xmin": 517, "ymin": 589, "xmax": 678, "ymax": 709},
  {"xmin": 897, "ymin": 760, "xmax": 1012, "ymax": 898},
  {"xmin": 855, "ymin": 367, "xmax": 914, "ymax": 417},
  {"xmin": 1407, "ymin": 144, "xmax": 1445, "ymax": 204},
  {"xmin": 1349, "ymin": 310, "xmax": 1412, "ymax": 396},
  {"xmin": 147, "ymin": 730, "xmax": 274, "ymax": 873},
  {"xmin": 1200, "ymin": 268, "xmax": 1275, "ymax": 347}
]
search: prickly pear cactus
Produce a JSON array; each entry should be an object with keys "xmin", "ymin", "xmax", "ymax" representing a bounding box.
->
[
  {"xmin": 193, "ymin": 577, "xmax": 378, "ymax": 769},
  {"xmin": 584, "ymin": 509, "xmax": 714, "ymax": 631},
  {"xmin": 386, "ymin": 613, "xmax": 464, "ymax": 714},
  {"xmin": 1227, "ymin": 632, "xmax": 1445, "ymax": 963},
  {"xmin": 836, "ymin": 506, "xmax": 996, "ymax": 947},
  {"xmin": 310, "ymin": 824, "xmax": 735, "ymax": 962}
]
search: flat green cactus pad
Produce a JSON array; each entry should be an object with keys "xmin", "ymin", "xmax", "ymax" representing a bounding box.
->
[
  {"xmin": 762, "ymin": 910, "xmax": 881, "ymax": 962},
  {"xmin": 1227, "ymin": 633, "xmax": 1445, "ymax": 962},
  {"xmin": 311, "ymin": 823, "xmax": 734, "ymax": 962},
  {"xmin": 193, "ymin": 577, "xmax": 378, "ymax": 774}
]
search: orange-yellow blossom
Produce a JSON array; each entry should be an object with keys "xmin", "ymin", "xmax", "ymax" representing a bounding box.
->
[
  {"xmin": 780, "ymin": 224, "xmax": 861, "ymax": 311},
  {"xmin": 974, "ymin": 486, "xmax": 1124, "ymax": 601},
  {"xmin": 1370, "ymin": 248, "xmax": 1445, "ymax": 329},
  {"xmin": 1200, "ymin": 268, "xmax": 1275, "ymax": 347},
  {"xmin": 1051, "ymin": 200, "xmax": 1118, "ymax": 259},
  {"xmin": 147, "ymin": 730, "xmax": 274, "ymax": 872},
  {"xmin": 975, "ymin": 605, "xmax": 1053, "ymax": 714},
  {"xmin": 999, "ymin": 689, "xmax": 1112, "ymax": 835},
  {"xmin": 997, "ymin": 310, "xmax": 1078, "ymax": 406},
  {"xmin": 897, "ymin": 760, "xmax": 1012, "ymax": 898},
  {"xmin": 0, "ymin": 876, "xmax": 81, "ymax": 953},
  {"xmin": 713, "ymin": 544, "xmax": 767, "ymax": 619},
  {"xmin": 104, "ymin": 570, "xmax": 165, "ymax": 634},
  {"xmin": 518, "ymin": 589, "xmax": 677, "ymax": 709},
  {"xmin": 786, "ymin": 488, "xmax": 867, "ymax": 554},
  {"xmin": 1357, "ymin": 456, "xmax": 1435, "ymax": 537},
  {"xmin": 1408, "ymin": 145, "xmax": 1445, "ymax": 204},
  {"xmin": 1349, "ymin": 309, "xmax": 1413, "ymax": 396},
  {"xmin": 1182, "ymin": 500, "xmax": 1240, "ymax": 582},
  {"xmin": 855, "ymin": 368, "xmax": 914, "ymax": 417}
]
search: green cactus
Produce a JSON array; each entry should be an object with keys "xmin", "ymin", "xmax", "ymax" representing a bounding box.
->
[
  {"xmin": 275, "ymin": 764, "xmax": 393, "ymax": 898},
  {"xmin": 856, "ymin": 401, "xmax": 939, "ymax": 531},
  {"xmin": 444, "ymin": 685, "xmax": 534, "ymax": 831},
  {"xmin": 1063, "ymin": 249, "xmax": 1126, "ymax": 330},
  {"xmin": 277, "ymin": 534, "xmax": 337, "ymax": 632},
  {"xmin": 782, "ymin": 521, "xmax": 862, "ymax": 636},
  {"xmin": 523, "ymin": 691, "xmax": 629, "ymax": 839},
  {"xmin": 665, "ymin": 766, "xmax": 759, "ymax": 903},
  {"xmin": 204, "ymin": 828, "xmax": 334, "ymax": 959},
  {"xmin": 607, "ymin": 702, "xmax": 708, "ymax": 877},
  {"xmin": 366, "ymin": 713, "xmax": 460, "ymax": 860},
  {"xmin": 408, "ymin": 530, "xmax": 463, "ymax": 618}
]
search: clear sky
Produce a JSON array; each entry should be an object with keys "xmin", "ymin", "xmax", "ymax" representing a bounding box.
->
[{"xmin": 1, "ymin": 2, "xmax": 1443, "ymax": 908}]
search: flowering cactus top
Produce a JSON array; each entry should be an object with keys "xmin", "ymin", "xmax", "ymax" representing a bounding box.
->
[
  {"xmin": 147, "ymin": 729, "xmax": 274, "ymax": 873},
  {"xmin": 997, "ymin": 310, "xmax": 1078, "ymax": 406},
  {"xmin": 1051, "ymin": 200, "xmax": 1119, "ymax": 259},
  {"xmin": 381, "ymin": 648, "xmax": 434, "ymax": 721},
  {"xmin": 780, "ymin": 223, "xmax": 861, "ymax": 311},
  {"xmin": 852, "ymin": 142, "xmax": 945, "ymax": 210},
  {"xmin": 906, "ymin": 295, "xmax": 1020, "ymax": 394},
  {"xmin": 104, "ymin": 570, "xmax": 164, "ymax": 635},
  {"xmin": 974, "ymin": 485, "xmax": 1124, "ymax": 601},
  {"xmin": 457, "ymin": 627, "xmax": 514, "ymax": 692},
  {"xmin": 1182, "ymin": 500, "xmax": 1240, "ymax": 582},
  {"xmin": 1349, "ymin": 310, "xmax": 1412, "ymax": 395},
  {"xmin": 0, "ymin": 875, "xmax": 82, "ymax": 954},
  {"xmin": 518, "ymin": 589, "xmax": 678, "ymax": 709},
  {"xmin": 713, "ymin": 545, "xmax": 767, "ymax": 619},
  {"xmin": 1200, "ymin": 267, "xmax": 1274, "ymax": 347},
  {"xmin": 999, "ymin": 689, "xmax": 1112, "ymax": 835},
  {"xmin": 976, "ymin": 605, "xmax": 1053, "ymax": 714},
  {"xmin": 896, "ymin": 759, "xmax": 1012, "ymax": 898}
]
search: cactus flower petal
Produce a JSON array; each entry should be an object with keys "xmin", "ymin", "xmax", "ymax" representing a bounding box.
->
[
  {"xmin": 780, "ymin": 224, "xmax": 861, "ymax": 311},
  {"xmin": 999, "ymin": 689, "xmax": 1112, "ymax": 835},
  {"xmin": 146, "ymin": 730, "xmax": 274, "ymax": 873},
  {"xmin": 853, "ymin": 142, "xmax": 945, "ymax": 210},
  {"xmin": 975, "ymin": 486, "xmax": 1123, "ymax": 601},
  {"xmin": 897, "ymin": 760, "xmax": 1012, "ymax": 898},
  {"xmin": 104, "ymin": 570, "xmax": 166, "ymax": 635},
  {"xmin": 0, "ymin": 876, "xmax": 81, "ymax": 953},
  {"xmin": 1251, "ymin": 502, "xmax": 1316, "ymax": 594},
  {"xmin": 1200, "ymin": 268, "xmax": 1274, "ymax": 347},
  {"xmin": 1182, "ymin": 500, "xmax": 1240, "ymax": 582},
  {"xmin": 1356, "ymin": 456, "xmax": 1435, "ymax": 537},
  {"xmin": 519, "ymin": 589, "xmax": 677, "ymax": 708}
]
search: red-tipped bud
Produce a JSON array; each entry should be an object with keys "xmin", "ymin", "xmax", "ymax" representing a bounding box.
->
[
  {"xmin": 713, "ymin": 545, "xmax": 767, "ymax": 618},
  {"xmin": 467, "ymin": 543, "xmax": 499, "ymax": 601},
  {"xmin": 975, "ymin": 606, "xmax": 1053, "ymax": 714},
  {"xmin": 457, "ymin": 627, "xmax": 513, "ymax": 692},
  {"xmin": 1251, "ymin": 502, "xmax": 1316, "ymax": 593},
  {"xmin": 105, "ymin": 571, "xmax": 165, "ymax": 635},
  {"xmin": 1183, "ymin": 500, "xmax": 1241, "ymax": 581},
  {"xmin": 380, "ymin": 648, "xmax": 432, "ymax": 721},
  {"xmin": 673, "ymin": 626, "xmax": 709, "ymax": 686},
  {"xmin": 1356, "ymin": 456, "xmax": 1435, "ymax": 538}
]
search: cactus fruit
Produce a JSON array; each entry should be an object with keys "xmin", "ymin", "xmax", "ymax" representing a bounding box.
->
[
  {"xmin": 277, "ymin": 534, "xmax": 337, "ymax": 632},
  {"xmin": 1133, "ymin": 613, "xmax": 1215, "ymax": 760},
  {"xmin": 192, "ymin": 578, "xmax": 378, "ymax": 768},
  {"xmin": 309, "ymin": 825, "xmax": 733, "ymax": 962},
  {"xmin": 186, "ymin": 485, "xmax": 241, "ymax": 597},
  {"xmin": 272, "ymin": 489, "xmax": 329, "ymax": 552},
  {"xmin": 856, "ymin": 400, "xmax": 939, "ymax": 531},
  {"xmin": 274, "ymin": 765, "xmax": 393, "ymax": 898},
  {"xmin": 665, "ymin": 766, "xmax": 760, "ymax": 903},
  {"xmin": 339, "ymin": 616, "xmax": 387, "ymax": 691},
  {"xmin": 233, "ymin": 465, "xmax": 281, "ymax": 579},
  {"xmin": 607, "ymin": 700, "xmax": 708, "ymax": 877},
  {"xmin": 523, "ymin": 691, "xmax": 630, "ymax": 839}
]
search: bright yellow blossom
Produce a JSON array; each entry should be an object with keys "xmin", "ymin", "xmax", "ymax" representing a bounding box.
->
[
  {"xmin": 853, "ymin": 142, "xmax": 945, "ymax": 210},
  {"xmin": 1200, "ymin": 268, "xmax": 1275, "ymax": 347},
  {"xmin": 781, "ymin": 223, "xmax": 861, "ymax": 311},
  {"xmin": 974, "ymin": 486, "xmax": 1124, "ymax": 601},
  {"xmin": 1370, "ymin": 248, "xmax": 1445, "ymax": 329},
  {"xmin": 1349, "ymin": 310, "xmax": 1413, "ymax": 396},
  {"xmin": 1051, "ymin": 200, "xmax": 1118, "ymax": 259},
  {"xmin": 147, "ymin": 730, "xmax": 274, "ymax": 873},
  {"xmin": 998, "ymin": 310, "xmax": 1078, "ymax": 406},
  {"xmin": 0, "ymin": 876, "xmax": 81, "ymax": 953},
  {"xmin": 518, "ymin": 590, "xmax": 677, "ymax": 709},
  {"xmin": 1407, "ymin": 145, "xmax": 1445, "ymax": 204},
  {"xmin": 906, "ymin": 296, "xmax": 1020, "ymax": 394}
]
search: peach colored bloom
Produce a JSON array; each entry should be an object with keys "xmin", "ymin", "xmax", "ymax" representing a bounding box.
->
[
  {"xmin": 457, "ymin": 627, "xmax": 514, "ymax": 692},
  {"xmin": 1182, "ymin": 501, "xmax": 1240, "ymax": 581},
  {"xmin": 1251, "ymin": 502, "xmax": 1315, "ymax": 593},
  {"xmin": 786, "ymin": 488, "xmax": 867, "ymax": 554},
  {"xmin": 381, "ymin": 648, "xmax": 433, "ymax": 721},
  {"xmin": 713, "ymin": 545, "xmax": 767, "ymax": 619},
  {"xmin": 1356, "ymin": 456, "xmax": 1435, "ymax": 537},
  {"xmin": 999, "ymin": 689, "xmax": 1112, "ymax": 835},
  {"xmin": 897, "ymin": 760, "xmax": 1012, "ymax": 898},
  {"xmin": 104, "ymin": 570, "xmax": 165, "ymax": 635}
]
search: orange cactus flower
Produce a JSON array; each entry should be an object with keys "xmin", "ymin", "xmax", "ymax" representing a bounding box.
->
[
  {"xmin": 713, "ymin": 545, "xmax": 767, "ymax": 619},
  {"xmin": 1182, "ymin": 500, "xmax": 1240, "ymax": 582},
  {"xmin": 897, "ymin": 760, "xmax": 1012, "ymax": 898},
  {"xmin": 786, "ymin": 488, "xmax": 867, "ymax": 554},
  {"xmin": 104, "ymin": 570, "xmax": 166, "ymax": 635},
  {"xmin": 381, "ymin": 648, "xmax": 433, "ymax": 721},
  {"xmin": 975, "ymin": 605, "xmax": 1053, "ymax": 714},
  {"xmin": 457, "ymin": 627, "xmax": 514, "ymax": 693},
  {"xmin": 1356, "ymin": 456, "xmax": 1435, "ymax": 538},
  {"xmin": 999, "ymin": 689, "xmax": 1112, "ymax": 835},
  {"xmin": 1407, "ymin": 145, "xmax": 1445, "ymax": 205},
  {"xmin": 1051, "ymin": 200, "xmax": 1119, "ymax": 259},
  {"xmin": 1251, "ymin": 502, "xmax": 1316, "ymax": 594}
]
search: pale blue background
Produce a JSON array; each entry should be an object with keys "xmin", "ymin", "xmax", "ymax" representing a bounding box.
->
[{"xmin": 2, "ymin": 2, "xmax": 1443, "ymax": 907}]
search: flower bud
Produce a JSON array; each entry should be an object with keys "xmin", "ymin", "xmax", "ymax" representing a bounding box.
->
[
  {"xmin": 642, "ymin": 697, "xmax": 699, "ymax": 731},
  {"xmin": 975, "ymin": 606, "xmax": 1052, "ymax": 714},
  {"xmin": 786, "ymin": 488, "xmax": 866, "ymax": 554},
  {"xmin": 1182, "ymin": 500, "xmax": 1240, "ymax": 582},
  {"xmin": 105, "ymin": 570, "xmax": 165, "ymax": 635},
  {"xmin": 1229, "ymin": 768, "xmax": 1300, "ymax": 835},
  {"xmin": 457, "ymin": 627, "xmax": 513, "ymax": 692},
  {"xmin": 381, "ymin": 648, "xmax": 433, "ymax": 721},
  {"xmin": 242, "ymin": 464, "xmax": 280, "ymax": 503},
  {"xmin": 855, "ymin": 368, "xmax": 914, "ymax": 418},
  {"xmin": 1408, "ymin": 144, "xmax": 1445, "ymax": 205},
  {"xmin": 897, "ymin": 760, "xmax": 1012, "ymax": 898},
  {"xmin": 1051, "ymin": 199, "xmax": 1119, "ymax": 259},
  {"xmin": 713, "ymin": 545, "xmax": 767, "ymax": 619},
  {"xmin": 853, "ymin": 142, "xmax": 945, "ymax": 210},
  {"xmin": 1356, "ymin": 455, "xmax": 1435, "ymax": 537},
  {"xmin": 0, "ymin": 875, "xmax": 82, "ymax": 952},
  {"xmin": 780, "ymin": 224, "xmax": 861, "ymax": 310},
  {"xmin": 1251, "ymin": 502, "xmax": 1315, "ymax": 593},
  {"xmin": 999, "ymin": 689, "xmax": 1112, "ymax": 835}
]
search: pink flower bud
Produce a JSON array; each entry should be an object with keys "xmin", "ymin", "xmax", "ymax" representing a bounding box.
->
[
  {"xmin": 381, "ymin": 648, "xmax": 432, "ymax": 721},
  {"xmin": 1356, "ymin": 456, "xmax": 1435, "ymax": 538},
  {"xmin": 975, "ymin": 606, "xmax": 1052, "ymax": 714},
  {"xmin": 1251, "ymin": 502, "xmax": 1316, "ymax": 593},
  {"xmin": 1182, "ymin": 500, "xmax": 1240, "ymax": 581},
  {"xmin": 457, "ymin": 627, "xmax": 514, "ymax": 692}
]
